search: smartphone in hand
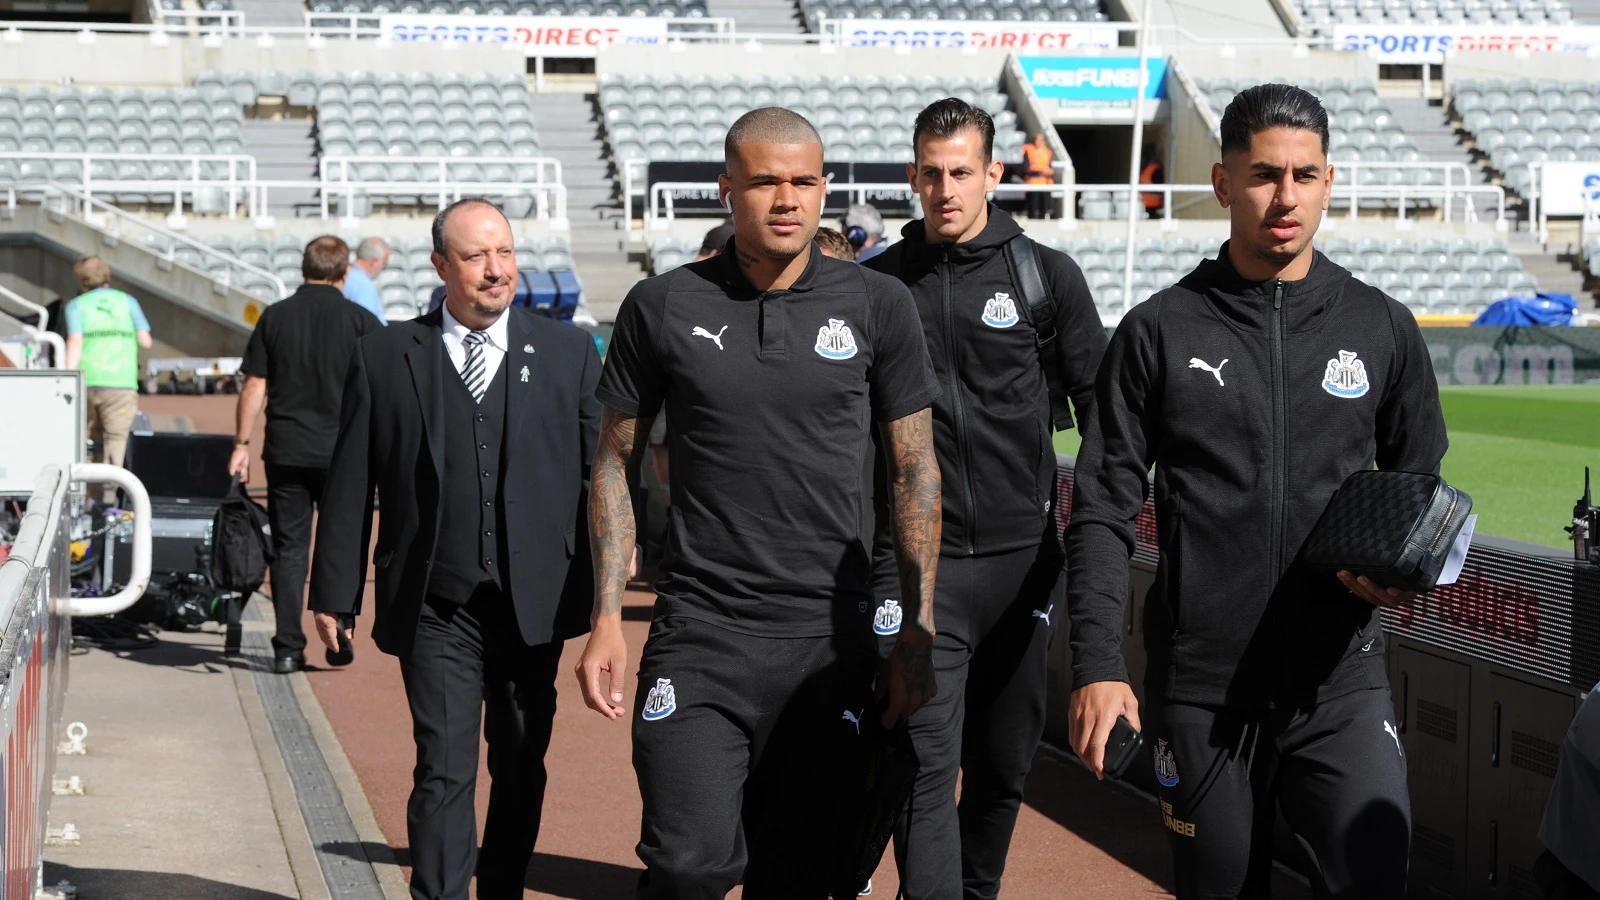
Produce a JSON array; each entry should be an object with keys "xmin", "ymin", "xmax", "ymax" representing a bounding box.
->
[{"xmin": 1104, "ymin": 716, "xmax": 1144, "ymax": 781}]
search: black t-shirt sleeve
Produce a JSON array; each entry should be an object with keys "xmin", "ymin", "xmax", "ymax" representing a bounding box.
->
[
  {"xmin": 866, "ymin": 277, "xmax": 939, "ymax": 422},
  {"xmin": 240, "ymin": 313, "xmax": 270, "ymax": 378},
  {"xmin": 595, "ymin": 286, "xmax": 665, "ymax": 419}
]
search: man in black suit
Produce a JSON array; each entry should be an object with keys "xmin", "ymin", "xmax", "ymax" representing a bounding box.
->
[{"xmin": 309, "ymin": 198, "xmax": 601, "ymax": 900}]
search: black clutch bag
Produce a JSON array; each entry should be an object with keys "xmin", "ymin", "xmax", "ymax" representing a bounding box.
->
[
  {"xmin": 1301, "ymin": 470, "xmax": 1473, "ymax": 592},
  {"xmin": 830, "ymin": 718, "xmax": 919, "ymax": 899}
]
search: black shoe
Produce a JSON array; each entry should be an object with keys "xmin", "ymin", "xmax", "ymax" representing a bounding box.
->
[{"xmin": 272, "ymin": 654, "xmax": 304, "ymax": 674}]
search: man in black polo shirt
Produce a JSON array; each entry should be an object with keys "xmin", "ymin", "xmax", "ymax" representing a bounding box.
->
[
  {"xmin": 230, "ymin": 235, "xmax": 382, "ymax": 672},
  {"xmin": 575, "ymin": 108, "xmax": 944, "ymax": 899}
]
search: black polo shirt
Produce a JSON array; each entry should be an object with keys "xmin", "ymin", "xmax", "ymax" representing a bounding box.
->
[
  {"xmin": 241, "ymin": 283, "xmax": 383, "ymax": 469},
  {"xmin": 598, "ymin": 241, "xmax": 939, "ymax": 637}
]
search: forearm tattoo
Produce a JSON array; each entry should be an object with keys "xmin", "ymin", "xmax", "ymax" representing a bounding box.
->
[
  {"xmin": 883, "ymin": 409, "xmax": 941, "ymax": 634},
  {"xmin": 590, "ymin": 407, "xmax": 648, "ymax": 619}
]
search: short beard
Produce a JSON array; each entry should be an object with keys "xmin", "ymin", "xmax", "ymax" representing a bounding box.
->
[{"xmin": 1253, "ymin": 240, "xmax": 1305, "ymax": 267}]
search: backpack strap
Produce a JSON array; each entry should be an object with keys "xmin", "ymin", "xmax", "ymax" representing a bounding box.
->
[{"xmin": 1003, "ymin": 235, "xmax": 1074, "ymax": 431}]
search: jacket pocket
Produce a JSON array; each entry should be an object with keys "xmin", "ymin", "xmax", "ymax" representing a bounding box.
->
[
  {"xmin": 375, "ymin": 550, "xmax": 395, "ymax": 569},
  {"xmin": 564, "ymin": 529, "xmax": 577, "ymax": 558}
]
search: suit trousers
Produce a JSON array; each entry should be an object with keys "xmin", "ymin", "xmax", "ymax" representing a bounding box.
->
[
  {"xmin": 264, "ymin": 462, "xmax": 326, "ymax": 656},
  {"xmin": 876, "ymin": 542, "xmax": 1063, "ymax": 900},
  {"xmin": 400, "ymin": 587, "xmax": 563, "ymax": 900}
]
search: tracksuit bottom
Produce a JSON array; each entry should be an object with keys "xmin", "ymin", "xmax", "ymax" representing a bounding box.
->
[
  {"xmin": 1149, "ymin": 686, "xmax": 1412, "ymax": 899},
  {"xmin": 874, "ymin": 541, "xmax": 1064, "ymax": 900},
  {"xmin": 632, "ymin": 615, "xmax": 879, "ymax": 900}
]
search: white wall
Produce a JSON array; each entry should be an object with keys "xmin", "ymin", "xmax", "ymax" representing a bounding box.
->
[
  {"xmin": 596, "ymin": 42, "xmax": 1012, "ymax": 81},
  {"xmin": 1170, "ymin": 44, "xmax": 1377, "ymax": 84},
  {"xmin": 0, "ymin": 32, "xmax": 524, "ymax": 88}
]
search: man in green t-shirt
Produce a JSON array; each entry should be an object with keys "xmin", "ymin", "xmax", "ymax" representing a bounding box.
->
[{"xmin": 63, "ymin": 256, "xmax": 153, "ymax": 469}]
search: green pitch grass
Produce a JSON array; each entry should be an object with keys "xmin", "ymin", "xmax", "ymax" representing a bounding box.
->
[{"xmin": 1052, "ymin": 384, "xmax": 1600, "ymax": 548}]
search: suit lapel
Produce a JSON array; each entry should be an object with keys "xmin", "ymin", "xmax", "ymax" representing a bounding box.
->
[
  {"xmin": 405, "ymin": 313, "xmax": 446, "ymax": 482},
  {"xmin": 506, "ymin": 308, "xmax": 543, "ymax": 443}
]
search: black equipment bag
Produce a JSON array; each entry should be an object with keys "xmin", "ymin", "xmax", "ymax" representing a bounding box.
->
[
  {"xmin": 1301, "ymin": 470, "xmax": 1473, "ymax": 592},
  {"xmin": 1003, "ymin": 235, "xmax": 1075, "ymax": 432},
  {"xmin": 210, "ymin": 476, "xmax": 274, "ymax": 595},
  {"xmin": 830, "ymin": 716, "xmax": 920, "ymax": 898}
]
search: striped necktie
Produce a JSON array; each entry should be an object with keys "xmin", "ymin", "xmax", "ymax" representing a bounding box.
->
[{"xmin": 460, "ymin": 330, "xmax": 489, "ymax": 404}]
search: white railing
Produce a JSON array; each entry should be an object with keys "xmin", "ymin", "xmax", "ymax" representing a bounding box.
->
[
  {"xmin": 147, "ymin": 6, "xmax": 248, "ymax": 36},
  {"xmin": 320, "ymin": 153, "xmax": 564, "ymax": 210},
  {"xmin": 20, "ymin": 180, "xmax": 289, "ymax": 299},
  {"xmin": 1331, "ymin": 161, "xmax": 1507, "ymax": 228},
  {"xmin": 0, "ymin": 284, "xmax": 64, "ymax": 368},
  {"xmin": 0, "ymin": 152, "xmax": 259, "ymax": 221},
  {"xmin": 0, "ymin": 282, "xmax": 48, "ymax": 331}
]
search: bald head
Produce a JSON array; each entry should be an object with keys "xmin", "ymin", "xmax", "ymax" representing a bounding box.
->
[{"xmin": 724, "ymin": 107, "xmax": 822, "ymax": 173}]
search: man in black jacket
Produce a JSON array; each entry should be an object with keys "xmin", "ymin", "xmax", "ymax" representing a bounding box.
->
[
  {"xmin": 309, "ymin": 198, "xmax": 601, "ymax": 900},
  {"xmin": 1066, "ymin": 84, "xmax": 1448, "ymax": 898},
  {"xmin": 863, "ymin": 98, "xmax": 1106, "ymax": 900}
]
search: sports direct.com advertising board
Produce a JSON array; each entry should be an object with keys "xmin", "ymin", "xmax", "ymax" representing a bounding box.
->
[
  {"xmin": 380, "ymin": 15, "xmax": 669, "ymax": 57},
  {"xmin": 1331, "ymin": 24, "xmax": 1600, "ymax": 62},
  {"xmin": 824, "ymin": 20, "xmax": 1117, "ymax": 52}
]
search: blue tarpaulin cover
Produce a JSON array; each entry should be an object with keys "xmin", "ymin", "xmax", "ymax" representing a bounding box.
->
[{"xmin": 1472, "ymin": 293, "xmax": 1578, "ymax": 326}]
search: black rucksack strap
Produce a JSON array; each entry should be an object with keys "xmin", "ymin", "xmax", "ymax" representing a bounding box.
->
[{"xmin": 1003, "ymin": 236, "xmax": 1074, "ymax": 431}]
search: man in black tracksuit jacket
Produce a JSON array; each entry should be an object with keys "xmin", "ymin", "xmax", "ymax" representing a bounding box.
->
[
  {"xmin": 865, "ymin": 99, "xmax": 1106, "ymax": 900},
  {"xmin": 1066, "ymin": 84, "xmax": 1449, "ymax": 898}
]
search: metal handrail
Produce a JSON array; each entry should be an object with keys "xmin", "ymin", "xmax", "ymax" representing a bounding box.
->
[
  {"xmin": 0, "ymin": 152, "xmax": 259, "ymax": 220},
  {"xmin": 0, "ymin": 282, "xmax": 48, "ymax": 330},
  {"xmin": 68, "ymin": 463, "xmax": 152, "ymax": 616},
  {"xmin": 319, "ymin": 153, "xmax": 565, "ymax": 195},
  {"xmin": 28, "ymin": 180, "xmax": 288, "ymax": 298}
]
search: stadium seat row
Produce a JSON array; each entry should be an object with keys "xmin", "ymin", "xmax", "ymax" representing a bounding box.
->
[
  {"xmin": 1293, "ymin": 0, "xmax": 1572, "ymax": 32},
  {"xmin": 1453, "ymin": 79, "xmax": 1600, "ymax": 194}
]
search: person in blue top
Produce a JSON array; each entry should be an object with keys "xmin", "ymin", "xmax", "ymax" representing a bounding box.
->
[{"xmin": 341, "ymin": 237, "xmax": 390, "ymax": 324}]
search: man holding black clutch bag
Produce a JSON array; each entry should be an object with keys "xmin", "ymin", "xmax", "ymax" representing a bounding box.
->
[{"xmin": 1064, "ymin": 84, "xmax": 1448, "ymax": 899}]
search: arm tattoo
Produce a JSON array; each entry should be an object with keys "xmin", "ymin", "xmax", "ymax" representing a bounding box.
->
[
  {"xmin": 589, "ymin": 407, "xmax": 649, "ymax": 620},
  {"xmin": 882, "ymin": 409, "xmax": 941, "ymax": 634}
]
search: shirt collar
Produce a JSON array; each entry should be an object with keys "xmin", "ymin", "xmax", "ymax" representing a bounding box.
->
[
  {"xmin": 714, "ymin": 236, "xmax": 821, "ymax": 294},
  {"xmin": 441, "ymin": 302, "xmax": 510, "ymax": 351}
]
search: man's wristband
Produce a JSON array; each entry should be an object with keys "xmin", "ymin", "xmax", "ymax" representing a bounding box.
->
[{"xmin": 234, "ymin": 439, "xmax": 250, "ymax": 447}]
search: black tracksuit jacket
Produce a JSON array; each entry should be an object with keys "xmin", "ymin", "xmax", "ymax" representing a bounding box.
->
[
  {"xmin": 1065, "ymin": 245, "xmax": 1449, "ymax": 708},
  {"xmin": 865, "ymin": 204, "xmax": 1106, "ymax": 561}
]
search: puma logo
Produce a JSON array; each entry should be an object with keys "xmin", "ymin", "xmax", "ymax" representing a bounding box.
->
[
  {"xmin": 1033, "ymin": 604, "xmax": 1053, "ymax": 627},
  {"xmin": 1189, "ymin": 357, "xmax": 1229, "ymax": 387},
  {"xmin": 842, "ymin": 709, "xmax": 863, "ymax": 736},
  {"xmin": 1384, "ymin": 720, "xmax": 1403, "ymax": 757},
  {"xmin": 691, "ymin": 325, "xmax": 728, "ymax": 350}
]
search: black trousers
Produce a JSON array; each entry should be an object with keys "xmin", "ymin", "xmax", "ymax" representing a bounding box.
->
[
  {"xmin": 632, "ymin": 615, "xmax": 878, "ymax": 900},
  {"xmin": 1025, "ymin": 189, "xmax": 1051, "ymax": 220},
  {"xmin": 875, "ymin": 542, "xmax": 1063, "ymax": 900},
  {"xmin": 400, "ymin": 588, "xmax": 563, "ymax": 900},
  {"xmin": 264, "ymin": 462, "xmax": 327, "ymax": 656},
  {"xmin": 1150, "ymin": 687, "xmax": 1411, "ymax": 899}
]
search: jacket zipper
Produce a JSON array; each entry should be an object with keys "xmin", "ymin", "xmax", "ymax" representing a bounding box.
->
[
  {"xmin": 940, "ymin": 245, "xmax": 978, "ymax": 555},
  {"xmin": 1270, "ymin": 280, "xmax": 1287, "ymax": 590}
]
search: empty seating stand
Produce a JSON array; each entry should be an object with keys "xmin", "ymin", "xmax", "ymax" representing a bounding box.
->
[
  {"xmin": 179, "ymin": 232, "xmax": 578, "ymax": 308},
  {"xmin": 600, "ymin": 73, "xmax": 1028, "ymax": 167},
  {"xmin": 1452, "ymin": 78, "xmax": 1600, "ymax": 197},
  {"xmin": 800, "ymin": 0, "xmax": 1104, "ymax": 27},
  {"xmin": 0, "ymin": 83, "xmax": 247, "ymax": 209},
  {"xmin": 1197, "ymin": 77, "xmax": 1440, "ymax": 208},
  {"xmin": 1033, "ymin": 235, "xmax": 1530, "ymax": 317},
  {"xmin": 1293, "ymin": 0, "xmax": 1572, "ymax": 33}
]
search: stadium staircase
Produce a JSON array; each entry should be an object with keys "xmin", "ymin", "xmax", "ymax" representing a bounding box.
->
[
  {"xmin": 528, "ymin": 90, "xmax": 647, "ymax": 321},
  {"xmin": 233, "ymin": 0, "xmax": 306, "ymax": 26},
  {"xmin": 241, "ymin": 118, "xmax": 320, "ymax": 218},
  {"xmin": 707, "ymin": 0, "xmax": 802, "ymax": 32},
  {"xmin": 1385, "ymin": 97, "xmax": 1494, "ymax": 186}
]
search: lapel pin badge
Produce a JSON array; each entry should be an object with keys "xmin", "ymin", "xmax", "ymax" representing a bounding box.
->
[
  {"xmin": 523, "ymin": 343, "xmax": 535, "ymax": 354},
  {"xmin": 520, "ymin": 365, "xmax": 529, "ymax": 383}
]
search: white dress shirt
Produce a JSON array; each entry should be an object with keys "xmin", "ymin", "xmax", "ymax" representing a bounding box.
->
[{"xmin": 441, "ymin": 303, "xmax": 509, "ymax": 393}]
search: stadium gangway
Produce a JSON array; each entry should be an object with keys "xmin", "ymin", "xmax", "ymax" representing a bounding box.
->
[
  {"xmin": 0, "ymin": 284, "xmax": 64, "ymax": 368},
  {"xmin": 14, "ymin": 180, "xmax": 291, "ymax": 300},
  {"xmin": 316, "ymin": 154, "xmax": 568, "ymax": 225},
  {"xmin": 0, "ymin": 152, "xmax": 260, "ymax": 220}
]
